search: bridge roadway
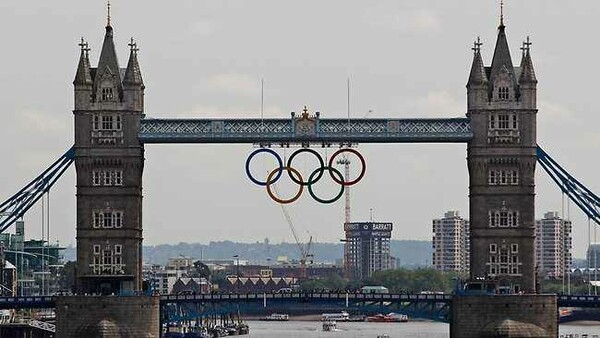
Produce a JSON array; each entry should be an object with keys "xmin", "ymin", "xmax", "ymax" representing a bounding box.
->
[{"xmin": 0, "ymin": 293, "xmax": 597, "ymax": 310}]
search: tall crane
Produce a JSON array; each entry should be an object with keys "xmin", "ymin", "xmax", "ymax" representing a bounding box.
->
[
  {"xmin": 336, "ymin": 155, "xmax": 351, "ymax": 279},
  {"xmin": 271, "ymin": 183, "xmax": 313, "ymax": 279}
]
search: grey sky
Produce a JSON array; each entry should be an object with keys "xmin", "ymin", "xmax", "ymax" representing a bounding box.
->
[{"xmin": 0, "ymin": 1, "xmax": 598, "ymax": 258}]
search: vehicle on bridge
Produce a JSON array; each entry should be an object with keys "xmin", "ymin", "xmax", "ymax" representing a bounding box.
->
[{"xmin": 361, "ymin": 286, "xmax": 389, "ymax": 294}]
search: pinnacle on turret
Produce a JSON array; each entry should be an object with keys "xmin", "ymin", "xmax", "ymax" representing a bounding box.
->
[
  {"xmin": 123, "ymin": 38, "xmax": 144, "ymax": 86},
  {"xmin": 519, "ymin": 37, "xmax": 537, "ymax": 84},
  {"xmin": 467, "ymin": 37, "xmax": 488, "ymax": 87},
  {"xmin": 93, "ymin": 19, "xmax": 123, "ymax": 101},
  {"xmin": 489, "ymin": 23, "xmax": 515, "ymax": 87},
  {"xmin": 73, "ymin": 38, "xmax": 93, "ymax": 86}
]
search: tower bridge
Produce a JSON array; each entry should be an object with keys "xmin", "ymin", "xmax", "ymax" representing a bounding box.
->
[{"xmin": 0, "ymin": 6, "xmax": 599, "ymax": 338}]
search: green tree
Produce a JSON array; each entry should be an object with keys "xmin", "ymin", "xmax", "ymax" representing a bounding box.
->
[
  {"xmin": 365, "ymin": 268, "xmax": 462, "ymax": 293},
  {"xmin": 190, "ymin": 261, "xmax": 211, "ymax": 279},
  {"xmin": 58, "ymin": 261, "xmax": 76, "ymax": 293}
]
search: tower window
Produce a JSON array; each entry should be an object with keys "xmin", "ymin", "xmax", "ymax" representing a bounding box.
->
[
  {"xmin": 101, "ymin": 87, "xmax": 114, "ymax": 101},
  {"xmin": 101, "ymin": 115, "xmax": 113, "ymax": 130},
  {"xmin": 93, "ymin": 115, "xmax": 100, "ymax": 130},
  {"xmin": 489, "ymin": 210, "xmax": 519, "ymax": 227},
  {"xmin": 92, "ymin": 171, "xmax": 101, "ymax": 186},
  {"xmin": 498, "ymin": 87, "xmax": 510, "ymax": 100},
  {"xmin": 92, "ymin": 210, "xmax": 124, "ymax": 228},
  {"xmin": 488, "ymin": 169, "xmax": 519, "ymax": 185},
  {"xmin": 93, "ymin": 114, "xmax": 122, "ymax": 131},
  {"xmin": 489, "ymin": 113, "xmax": 518, "ymax": 130}
]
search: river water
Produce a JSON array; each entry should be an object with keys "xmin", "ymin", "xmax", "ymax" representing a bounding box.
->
[{"xmin": 245, "ymin": 320, "xmax": 600, "ymax": 337}]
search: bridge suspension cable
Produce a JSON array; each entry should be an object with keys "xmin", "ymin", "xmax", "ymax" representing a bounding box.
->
[
  {"xmin": 0, "ymin": 147, "xmax": 74, "ymax": 234},
  {"xmin": 537, "ymin": 145, "xmax": 600, "ymax": 226}
]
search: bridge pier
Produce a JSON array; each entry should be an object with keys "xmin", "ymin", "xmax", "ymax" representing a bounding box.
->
[
  {"xmin": 450, "ymin": 294, "xmax": 557, "ymax": 337},
  {"xmin": 55, "ymin": 296, "xmax": 159, "ymax": 337}
]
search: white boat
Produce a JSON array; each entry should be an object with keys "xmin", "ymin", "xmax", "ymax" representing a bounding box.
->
[
  {"xmin": 322, "ymin": 320, "xmax": 337, "ymax": 331},
  {"xmin": 260, "ymin": 313, "xmax": 289, "ymax": 321},
  {"xmin": 321, "ymin": 311, "xmax": 349, "ymax": 321}
]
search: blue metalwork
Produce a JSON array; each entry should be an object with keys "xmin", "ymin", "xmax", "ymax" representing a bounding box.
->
[
  {"xmin": 0, "ymin": 296, "xmax": 54, "ymax": 310},
  {"xmin": 138, "ymin": 115, "xmax": 472, "ymax": 144},
  {"xmin": 159, "ymin": 292, "xmax": 453, "ymax": 323},
  {"xmin": 537, "ymin": 146, "xmax": 600, "ymax": 225},
  {"xmin": 558, "ymin": 294, "xmax": 600, "ymax": 308},
  {"xmin": 0, "ymin": 147, "xmax": 74, "ymax": 234}
]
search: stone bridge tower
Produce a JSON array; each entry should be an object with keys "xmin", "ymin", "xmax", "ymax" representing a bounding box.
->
[
  {"xmin": 466, "ymin": 20, "xmax": 537, "ymax": 293},
  {"xmin": 72, "ymin": 19, "xmax": 145, "ymax": 294}
]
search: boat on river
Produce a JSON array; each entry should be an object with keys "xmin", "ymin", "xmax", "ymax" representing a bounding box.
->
[{"xmin": 366, "ymin": 313, "xmax": 409, "ymax": 323}]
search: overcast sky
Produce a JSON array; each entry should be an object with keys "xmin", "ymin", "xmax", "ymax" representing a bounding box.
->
[{"xmin": 0, "ymin": 1, "xmax": 598, "ymax": 259}]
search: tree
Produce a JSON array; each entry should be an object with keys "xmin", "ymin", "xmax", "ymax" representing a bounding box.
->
[
  {"xmin": 58, "ymin": 261, "xmax": 76, "ymax": 293},
  {"xmin": 365, "ymin": 268, "xmax": 462, "ymax": 293},
  {"xmin": 190, "ymin": 261, "xmax": 211, "ymax": 279}
]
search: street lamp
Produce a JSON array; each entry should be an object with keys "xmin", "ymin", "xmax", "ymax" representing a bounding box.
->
[{"xmin": 233, "ymin": 255, "xmax": 240, "ymax": 277}]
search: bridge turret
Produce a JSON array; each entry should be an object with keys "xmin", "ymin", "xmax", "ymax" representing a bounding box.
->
[
  {"xmin": 466, "ymin": 37, "xmax": 488, "ymax": 110},
  {"xmin": 73, "ymin": 38, "xmax": 93, "ymax": 110},
  {"xmin": 123, "ymin": 38, "xmax": 144, "ymax": 112},
  {"xmin": 467, "ymin": 18, "xmax": 537, "ymax": 294},
  {"xmin": 518, "ymin": 38, "xmax": 537, "ymax": 109},
  {"xmin": 73, "ymin": 12, "xmax": 145, "ymax": 295}
]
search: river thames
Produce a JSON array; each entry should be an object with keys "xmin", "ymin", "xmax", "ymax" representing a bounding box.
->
[{"xmin": 245, "ymin": 320, "xmax": 600, "ymax": 337}]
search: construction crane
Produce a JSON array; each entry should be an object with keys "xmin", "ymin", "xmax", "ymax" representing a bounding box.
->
[
  {"xmin": 272, "ymin": 183, "xmax": 313, "ymax": 279},
  {"xmin": 336, "ymin": 155, "xmax": 351, "ymax": 279}
]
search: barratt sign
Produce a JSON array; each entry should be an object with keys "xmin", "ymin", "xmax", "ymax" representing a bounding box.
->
[{"xmin": 344, "ymin": 222, "xmax": 393, "ymax": 232}]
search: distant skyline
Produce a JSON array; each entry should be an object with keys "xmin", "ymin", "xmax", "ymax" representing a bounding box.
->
[{"xmin": 0, "ymin": 1, "xmax": 598, "ymax": 258}]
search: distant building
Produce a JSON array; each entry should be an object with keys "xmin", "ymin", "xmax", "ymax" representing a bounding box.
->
[
  {"xmin": 171, "ymin": 277, "xmax": 211, "ymax": 295},
  {"xmin": 271, "ymin": 264, "xmax": 343, "ymax": 279},
  {"xmin": 432, "ymin": 211, "xmax": 470, "ymax": 273},
  {"xmin": 535, "ymin": 211, "xmax": 572, "ymax": 279},
  {"xmin": 587, "ymin": 244, "xmax": 600, "ymax": 273},
  {"xmin": 167, "ymin": 257, "xmax": 194, "ymax": 271},
  {"xmin": 344, "ymin": 222, "xmax": 393, "ymax": 280},
  {"xmin": 0, "ymin": 220, "xmax": 65, "ymax": 295},
  {"xmin": 143, "ymin": 264, "xmax": 182, "ymax": 294},
  {"xmin": 220, "ymin": 276, "xmax": 296, "ymax": 293}
]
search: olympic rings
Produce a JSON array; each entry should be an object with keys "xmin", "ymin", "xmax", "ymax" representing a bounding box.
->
[
  {"xmin": 245, "ymin": 147, "xmax": 366, "ymax": 204},
  {"xmin": 307, "ymin": 166, "xmax": 345, "ymax": 204},
  {"xmin": 265, "ymin": 166, "xmax": 304, "ymax": 204},
  {"xmin": 245, "ymin": 148, "xmax": 283, "ymax": 186},
  {"xmin": 286, "ymin": 148, "xmax": 325, "ymax": 186},
  {"xmin": 328, "ymin": 148, "xmax": 366, "ymax": 186}
]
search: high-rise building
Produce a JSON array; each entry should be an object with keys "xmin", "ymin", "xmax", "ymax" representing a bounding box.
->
[
  {"xmin": 344, "ymin": 222, "xmax": 393, "ymax": 280},
  {"xmin": 586, "ymin": 244, "xmax": 600, "ymax": 273},
  {"xmin": 467, "ymin": 18, "xmax": 538, "ymax": 293},
  {"xmin": 432, "ymin": 211, "xmax": 470, "ymax": 273},
  {"xmin": 535, "ymin": 211, "xmax": 572, "ymax": 279}
]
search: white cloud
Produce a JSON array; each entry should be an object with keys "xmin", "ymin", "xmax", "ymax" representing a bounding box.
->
[
  {"xmin": 415, "ymin": 90, "xmax": 464, "ymax": 117},
  {"xmin": 538, "ymin": 100, "xmax": 573, "ymax": 120},
  {"xmin": 206, "ymin": 73, "xmax": 260, "ymax": 96},
  {"xmin": 173, "ymin": 104, "xmax": 285, "ymax": 118},
  {"xmin": 365, "ymin": 7, "xmax": 442, "ymax": 34}
]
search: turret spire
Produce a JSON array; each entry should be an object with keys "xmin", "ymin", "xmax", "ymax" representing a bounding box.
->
[
  {"xmin": 467, "ymin": 37, "xmax": 488, "ymax": 87},
  {"xmin": 489, "ymin": 17, "xmax": 516, "ymax": 91},
  {"xmin": 519, "ymin": 36, "xmax": 537, "ymax": 84},
  {"xmin": 94, "ymin": 12, "xmax": 123, "ymax": 101},
  {"xmin": 107, "ymin": 1, "xmax": 111, "ymax": 27},
  {"xmin": 500, "ymin": 0, "xmax": 504, "ymax": 27},
  {"xmin": 124, "ymin": 38, "xmax": 144, "ymax": 86},
  {"xmin": 74, "ymin": 38, "xmax": 93, "ymax": 86}
]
